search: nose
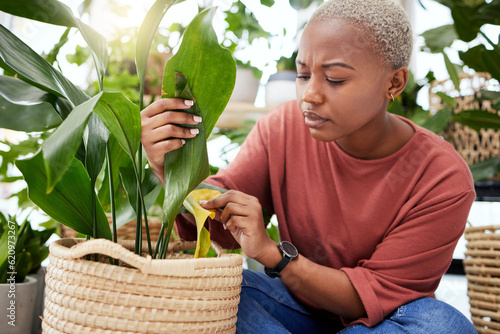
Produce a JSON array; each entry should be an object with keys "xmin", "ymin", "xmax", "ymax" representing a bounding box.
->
[{"xmin": 299, "ymin": 76, "xmax": 323, "ymax": 105}]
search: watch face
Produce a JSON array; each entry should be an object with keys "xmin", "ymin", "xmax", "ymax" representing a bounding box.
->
[{"xmin": 281, "ymin": 241, "xmax": 298, "ymax": 257}]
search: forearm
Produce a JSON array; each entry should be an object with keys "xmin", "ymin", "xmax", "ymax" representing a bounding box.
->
[{"xmin": 258, "ymin": 250, "xmax": 366, "ymax": 320}]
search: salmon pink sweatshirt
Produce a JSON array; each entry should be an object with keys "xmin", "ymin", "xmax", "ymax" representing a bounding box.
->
[{"xmin": 176, "ymin": 100, "xmax": 476, "ymax": 327}]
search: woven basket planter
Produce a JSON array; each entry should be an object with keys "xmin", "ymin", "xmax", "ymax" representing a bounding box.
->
[
  {"xmin": 60, "ymin": 216, "xmax": 164, "ymax": 241},
  {"xmin": 41, "ymin": 238, "xmax": 243, "ymax": 334},
  {"xmin": 464, "ymin": 225, "xmax": 500, "ymax": 333}
]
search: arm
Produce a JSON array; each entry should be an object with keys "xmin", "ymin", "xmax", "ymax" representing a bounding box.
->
[{"xmin": 200, "ymin": 190, "xmax": 366, "ymax": 320}]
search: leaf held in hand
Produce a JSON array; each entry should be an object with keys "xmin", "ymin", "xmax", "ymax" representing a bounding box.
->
[{"xmin": 183, "ymin": 189, "xmax": 221, "ymax": 258}]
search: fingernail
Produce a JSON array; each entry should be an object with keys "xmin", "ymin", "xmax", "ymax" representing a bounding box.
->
[
  {"xmin": 190, "ymin": 128, "xmax": 199, "ymax": 135},
  {"xmin": 222, "ymin": 223, "xmax": 227, "ymax": 230},
  {"xmin": 199, "ymin": 200, "xmax": 208, "ymax": 205},
  {"xmin": 184, "ymin": 100, "xmax": 194, "ymax": 106},
  {"xmin": 180, "ymin": 139, "xmax": 186, "ymax": 145},
  {"xmin": 193, "ymin": 115, "xmax": 202, "ymax": 123}
]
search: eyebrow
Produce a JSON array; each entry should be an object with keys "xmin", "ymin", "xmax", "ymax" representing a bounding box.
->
[{"xmin": 296, "ymin": 60, "xmax": 356, "ymax": 71}]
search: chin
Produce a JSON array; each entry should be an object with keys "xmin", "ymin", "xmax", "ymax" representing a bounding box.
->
[{"xmin": 309, "ymin": 128, "xmax": 337, "ymax": 143}]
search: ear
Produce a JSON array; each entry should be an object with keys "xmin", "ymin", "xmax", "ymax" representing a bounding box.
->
[{"xmin": 386, "ymin": 67, "xmax": 409, "ymax": 100}]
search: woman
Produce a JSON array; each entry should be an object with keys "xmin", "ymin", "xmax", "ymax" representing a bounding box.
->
[{"xmin": 141, "ymin": 0, "xmax": 476, "ymax": 332}]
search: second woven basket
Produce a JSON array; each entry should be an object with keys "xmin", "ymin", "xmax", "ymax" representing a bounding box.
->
[
  {"xmin": 464, "ymin": 225, "xmax": 500, "ymax": 334},
  {"xmin": 41, "ymin": 238, "xmax": 243, "ymax": 334}
]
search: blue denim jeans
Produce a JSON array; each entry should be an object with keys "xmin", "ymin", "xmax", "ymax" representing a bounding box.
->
[{"xmin": 236, "ymin": 270, "xmax": 477, "ymax": 334}]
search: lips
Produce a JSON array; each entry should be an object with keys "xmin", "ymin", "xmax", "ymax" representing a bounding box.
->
[{"xmin": 303, "ymin": 110, "xmax": 329, "ymax": 128}]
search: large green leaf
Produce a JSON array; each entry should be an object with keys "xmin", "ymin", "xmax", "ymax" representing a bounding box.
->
[
  {"xmin": 476, "ymin": 0, "xmax": 500, "ymax": 26},
  {"xmin": 0, "ymin": 24, "xmax": 88, "ymax": 106},
  {"xmin": 160, "ymin": 8, "xmax": 235, "ymax": 240},
  {"xmin": 163, "ymin": 7, "xmax": 236, "ymax": 137},
  {"xmin": 162, "ymin": 73, "xmax": 210, "ymax": 232},
  {"xmin": 452, "ymin": 109, "xmax": 500, "ymax": 132},
  {"xmin": 459, "ymin": 44, "xmax": 489, "ymax": 73},
  {"xmin": 449, "ymin": 2, "xmax": 483, "ymax": 42},
  {"xmin": 420, "ymin": 24, "xmax": 458, "ymax": 53},
  {"xmin": 0, "ymin": 0, "xmax": 108, "ymax": 87},
  {"xmin": 16, "ymin": 151, "xmax": 111, "ymax": 239},
  {"xmin": 0, "ymin": 76, "xmax": 62, "ymax": 131},
  {"xmin": 470, "ymin": 157, "xmax": 500, "ymax": 183},
  {"xmin": 43, "ymin": 93, "xmax": 102, "ymax": 192},
  {"xmin": 135, "ymin": 0, "xmax": 177, "ymax": 93}
]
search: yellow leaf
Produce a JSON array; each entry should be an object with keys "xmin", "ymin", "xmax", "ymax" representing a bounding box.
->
[{"xmin": 183, "ymin": 189, "xmax": 221, "ymax": 258}]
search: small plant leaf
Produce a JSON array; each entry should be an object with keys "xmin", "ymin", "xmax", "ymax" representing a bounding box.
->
[
  {"xmin": 442, "ymin": 52, "xmax": 461, "ymax": 92},
  {"xmin": 183, "ymin": 189, "xmax": 222, "ymax": 258}
]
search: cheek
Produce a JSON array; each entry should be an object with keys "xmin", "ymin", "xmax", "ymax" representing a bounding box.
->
[{"xmin": 295, "ymin": 81, "xmax": 302, "ymax": 101}]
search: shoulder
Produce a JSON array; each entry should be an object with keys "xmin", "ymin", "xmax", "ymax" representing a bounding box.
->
[{"xmin": 400, "ymin": 117, "xmax": 475, "ymax": 194}]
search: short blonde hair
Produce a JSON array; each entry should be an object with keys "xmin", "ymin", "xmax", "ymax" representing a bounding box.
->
[{"xmin": 310, "ymin": 0, "xmax": 413, "ymax": 69}]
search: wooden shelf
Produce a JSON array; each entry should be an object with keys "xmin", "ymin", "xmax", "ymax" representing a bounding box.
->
[{"xmin": 216, "ymin": 101, "xmax": 273, "ymax": 129}]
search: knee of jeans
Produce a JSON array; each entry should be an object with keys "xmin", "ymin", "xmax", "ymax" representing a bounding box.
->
[{"xmin": 405, "ymin": 298, "xmax": 476, "ymax": 333}]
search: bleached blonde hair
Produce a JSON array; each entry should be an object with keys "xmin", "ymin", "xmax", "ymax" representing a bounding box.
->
[{"xmin": 310, "ymin": 0, "xmax": 413, "ymax": 69}]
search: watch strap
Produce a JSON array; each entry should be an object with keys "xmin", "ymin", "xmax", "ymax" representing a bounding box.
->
[{"xmin": 264, "ymin": 256, "xmax": 291, "ymax": 278}]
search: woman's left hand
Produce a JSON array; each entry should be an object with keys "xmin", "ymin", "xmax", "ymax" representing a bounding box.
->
[{"xmin": 200, "ymin": 190, "xmax": 277, "ymax": 263}]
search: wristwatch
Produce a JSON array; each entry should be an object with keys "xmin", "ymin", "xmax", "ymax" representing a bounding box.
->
[{"xmin": 264, "ymin": 241, "xmax": 299, "ymax": 278}]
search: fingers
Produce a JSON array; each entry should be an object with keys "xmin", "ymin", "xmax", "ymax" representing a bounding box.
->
[
  {"xmin": 200, "ymin": 191, "xmax": 262, "ymax": 232},
  {"xmin": 141, "ymin": 98, "xmax": 194, "ymax": 117},
  {"xmin": 141, "ymin": 98, "xmax": 203, "ymax": 171}
]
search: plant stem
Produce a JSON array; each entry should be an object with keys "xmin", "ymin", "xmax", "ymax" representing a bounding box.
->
[
  {"xmin": 160, "ymin": 218, "xmax": 175, "ymax": 259},
  {"xmin": 153, "ymin": 223, "xmax": 165, "ymax": 259},
  {"xmin": 106, "ymin": 141, "xmax": 118, "ymax": 265},
  {"xmin": 135, "ymin": 88, "xmax": 145, "ymax": 256}
]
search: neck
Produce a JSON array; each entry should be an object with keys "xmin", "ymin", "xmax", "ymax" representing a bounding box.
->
[{"xmin": 335, "ymin": 113, "xmax": 413, "ymax": 160}]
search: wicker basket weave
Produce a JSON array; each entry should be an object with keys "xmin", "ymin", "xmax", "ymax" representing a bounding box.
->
[
  {"xmin": 60, "ymin": 216, "xmax": 164, "ymax": 241},
  {"xmin": 41, "ymin": 238, "xmax": 243, "ymax": 334},
  {"xmin": 431, "ymin": 73, "xmax": 500, "ymax": 179},
  {"xmin": 464, "ymin": 225, "xmax": 500, "ymax": 333}
]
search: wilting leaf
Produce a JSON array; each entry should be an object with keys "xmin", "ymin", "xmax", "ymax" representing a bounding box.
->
[{"xmin": 183, "ymin": 189, "xmax": 221, "ymax": 258}]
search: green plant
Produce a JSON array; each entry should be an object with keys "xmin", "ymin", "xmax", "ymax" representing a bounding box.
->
[
  {"xmin": 0, "ymin": 0, "xmax": 235, "ymax": 259},
  {"xmin": 419, "ymin": 0, "xmax": 500, "ymax": 181},
  {"xmin": 0, "ymin": 211, "xmax": 55, "ymax": 283}
]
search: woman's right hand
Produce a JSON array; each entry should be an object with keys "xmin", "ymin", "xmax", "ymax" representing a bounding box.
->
[{"xmin": 141, "ymin": 98, "xmax": 202, "ymax": 185}]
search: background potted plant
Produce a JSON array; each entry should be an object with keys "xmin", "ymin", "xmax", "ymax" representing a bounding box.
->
[
  {"xmin": 0, "ymin": 211, "xmax": 55, "ymax": 334},
  {"xmin": 0, "ymin": 0, "xmax": 243, "ymax": 332},
  {"xmin": 417, "ymin": 1, "xmax": 500, "ymax": 332}
]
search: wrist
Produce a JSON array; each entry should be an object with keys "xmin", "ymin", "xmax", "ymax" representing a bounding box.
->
[{"xmin": 255, "ymin": 239, "xmax": 282, "ymax": 268}]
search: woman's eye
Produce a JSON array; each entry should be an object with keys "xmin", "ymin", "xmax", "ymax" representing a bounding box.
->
[
  {"xmin": 296, "ymin": 75, "xmax": 310, "ymax": 81},
  {"xmin": 327, "ymin": 79, "xmax": 345, "ymax": 85}
]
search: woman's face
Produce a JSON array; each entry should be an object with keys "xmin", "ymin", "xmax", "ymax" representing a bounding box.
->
[{"xmin": 296, "ymin": 18, "xmax": 393, "ymax": 143}]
